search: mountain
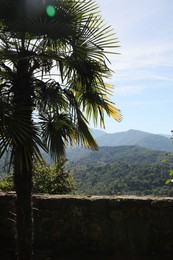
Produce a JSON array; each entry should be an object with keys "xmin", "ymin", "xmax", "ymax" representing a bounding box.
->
[
  {"xmin": 90, "ymin": 128, "xmax": 106, "ymax": 138},
  {"xmin": 91, "ymin": 129, "xmax": 173, "ymax": 152}
]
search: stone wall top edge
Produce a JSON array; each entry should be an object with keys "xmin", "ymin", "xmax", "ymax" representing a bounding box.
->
[
  {"xmin": 1, "ymin": 192, "xmax": 173, "ymax": 202},
  {"xmin": 0, "ymin": 191, "xmax": 16, "ymax": 198}
]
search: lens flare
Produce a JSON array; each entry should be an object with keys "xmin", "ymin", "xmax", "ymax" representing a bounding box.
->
[{"xmin": 46, "ymin": 5, "xmax": 56, "ymax": 17}]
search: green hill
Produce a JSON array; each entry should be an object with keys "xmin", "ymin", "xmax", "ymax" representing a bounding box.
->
[
  {"xmin": 72, "ymin": 162, "xmax": 171, "ymax": 196},
  {"xmin": 67, "ymin": 145, "xmax": 169, "ymax": 165},
  {"xmin": 69, "ymin": 146, "xmax": 172, "ymax": 196}
]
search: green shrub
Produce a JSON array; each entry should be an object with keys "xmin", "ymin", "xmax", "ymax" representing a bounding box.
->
[
  {"xmin": 0, "ymin": 159, "xmax": 75, "ymax": 194},
  {"xmin": 0, "ymin": 173, "xmax": 13, "ymax": 191},
  {"xmin": 33, "ymin": 159, "xmax": 75, "ymax": 194}
]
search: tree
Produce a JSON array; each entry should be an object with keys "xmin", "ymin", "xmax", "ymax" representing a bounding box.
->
[
  {"xmin": 0, "ymin": 0, "xmax": 121, "ymax": 259},
  {"xmin": 165, "ymin": 133, "xmax": 173, "ymax": 195},
  {"xmin": 33, "ymin": 159, "xmax": 75, "ymax": 194}
]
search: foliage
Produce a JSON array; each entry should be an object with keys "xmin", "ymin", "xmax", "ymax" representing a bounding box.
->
[
  {"xmin": 72, "ymin": 162, "xmax": 170, "ymax": 196},
  {"xmin": 33, "ymin": 159, "xmax": 75, "ymax": 194},
  {"xmin": 164, "ymin": 131, "xmax": 173, "ymax": 185},
  {"xmin": 0, "ymin": 172, "xmax": 13, "ymax": 191},
  {"xmin": 165, "ymin": 152, "xmax": 173, "ymax": 185},
  {"xmin": 68, "ymin": 145, "xmax": 172, "ymax": 196},
  {"xmin": 0, "ymin": 159, "xmax": 75, "ymax": 194}
]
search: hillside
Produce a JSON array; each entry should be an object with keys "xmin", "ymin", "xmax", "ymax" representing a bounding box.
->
[
  {"xmin": 69, "ymin": 145, "xmax": 172, "ymax": 196},
  {"xmin": 67, "ymin": 145, "xmax": 169, "ymax": 165},
  {"xmin": 72, "ymin": 162, "xmax": 171, "ymax": 196},
  {"xmin": 69, "ymin": 146, "xmax": 172, "ymax": 196}
]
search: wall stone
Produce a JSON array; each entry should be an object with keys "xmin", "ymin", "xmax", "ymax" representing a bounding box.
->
[{"xmin": 1, "ymin": 192, "xmax": 173, "ymax": 259}]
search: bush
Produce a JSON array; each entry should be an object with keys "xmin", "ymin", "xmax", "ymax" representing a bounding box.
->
[
  {"xmin": 33, "ymin": 159, "xmax": 75, "ymax": 194},
  {"xmin": 0, "ymin": 159, "xmax": 75, "ymax": 194},
  {"xmin": 0, "ymin": 173, "xmax": 13, "ymax": 191}
]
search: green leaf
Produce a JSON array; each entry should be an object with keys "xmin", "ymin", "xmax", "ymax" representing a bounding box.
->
[
  {"xmin": 170, "ymin": 170, "xmax": 173, "ymax": 176},
  {"xmin": 165, "ymin": 179, "xmax": 172, "ymax": 185}
]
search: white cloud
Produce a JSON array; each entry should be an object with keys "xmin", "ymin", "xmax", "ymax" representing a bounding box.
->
[
  {"xmin": 115, "ymin": 84, "xmax": 145, "ymax": 96},
  {"xmin": 111, "ymin": 42, "xmax": 173, "ymax": 70},
  {"xmin": 107, "ymin": 41, "xmax": 173, "ymax": 85}
]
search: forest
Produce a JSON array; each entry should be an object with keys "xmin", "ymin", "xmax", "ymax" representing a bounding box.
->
[{"xmin": 69, "ymin": 145, "xmax": 173, "ymax": 196}]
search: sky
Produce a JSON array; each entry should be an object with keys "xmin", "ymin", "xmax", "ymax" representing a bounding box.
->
[{"xmin": 94, "ymin": 0, "xmax": 173, "ymax": 135}]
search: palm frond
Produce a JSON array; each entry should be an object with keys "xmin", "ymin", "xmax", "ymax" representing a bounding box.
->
[
  {"xmin": 34, "ymin": 78, "xmax": 68, "ymax": 112},
  {"xmin": 39, "ymin": 112, "xmax": 76, "ymax": 161},
  {"xmin": 63, "ymin": 88, "xmax": 98, "ymax": 150},
  {"xmin": 75, "ymin": 114, "xmax": 98, "ymax": 150},
  {"xmin": 0, "ymin": 102, "xmax": 46, "ymax": 171}
]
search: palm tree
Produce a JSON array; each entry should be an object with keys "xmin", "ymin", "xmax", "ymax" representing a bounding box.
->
[{"xmin": 0, "ymin": 0, "xmax": 121, "ymax": 259}]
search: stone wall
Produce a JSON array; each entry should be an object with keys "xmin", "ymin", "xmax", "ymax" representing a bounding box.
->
[{"xmin": 0, "ymin": 192, "xmax": 173, "ymax": 259}]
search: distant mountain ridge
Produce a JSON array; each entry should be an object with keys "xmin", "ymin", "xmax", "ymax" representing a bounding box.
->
[
  {"xmin": 68, "ymin": 145, "xmax": 169, "ymax": 165},
  {"xmin": 91, "ymin": 129, "xmax": 173, "ymax": 152}
]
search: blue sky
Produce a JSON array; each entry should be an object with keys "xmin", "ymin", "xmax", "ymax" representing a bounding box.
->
[{"xmin": 94, "ymin": 0, "xmax": 173, "ymax": 135}]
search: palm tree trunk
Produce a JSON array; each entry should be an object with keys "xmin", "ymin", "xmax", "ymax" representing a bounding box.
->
[
  {"xmin": 14, "ymin": 162, "xmax": 33, "ymax": 260},
  {"xmin": 13, "ymin": 121, "xmax": 34, "ymax": 260},
  {"xmin": 13, "ymin": 55, "xmax": 34, "ymax": 260}
]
